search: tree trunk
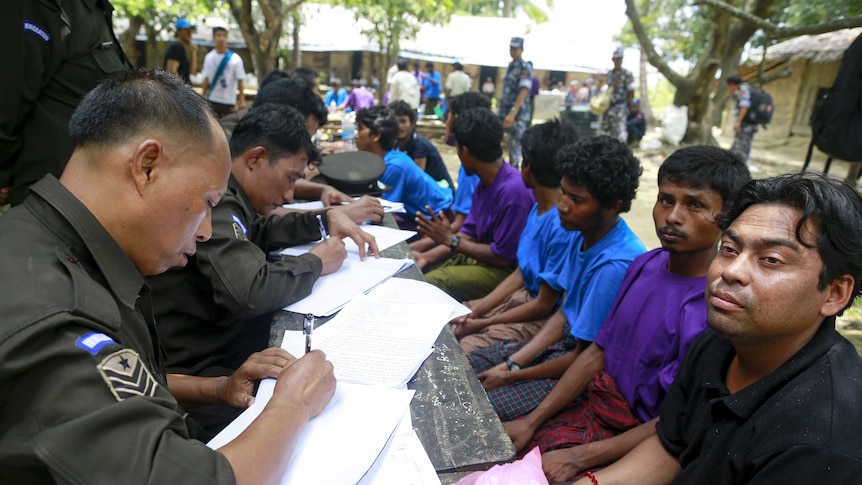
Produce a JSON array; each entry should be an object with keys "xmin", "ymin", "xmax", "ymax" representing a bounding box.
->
[
  {"xmin": 144, "ymin": 22, "xmax": 159, "ymax": 69},
  {"xmin": 292, "ymin": 10, "xmax": 302, "ymax": 68},
  {"xmin": 119, "ymin": 15, "xmax": 144, "ymax": 67},
  {"xmin": 227, "ymin": 0, "xmax": 305, "ymax": 78},
  {"xmin": 502, "ymin": 0, "xmax": 513, "ymax": 17},
  {"xmin": 638, "ymin": 45, "xmax": 655, "ymax": 125}
]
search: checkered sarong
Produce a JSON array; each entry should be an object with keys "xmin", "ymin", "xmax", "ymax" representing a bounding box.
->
[
  {"xmin": 468, "ymin": 331, "xmax": 578, "ymax": 421},
  {"xmin": 526, "ymin": 370, "xmax": 641, "ymax": 453}
]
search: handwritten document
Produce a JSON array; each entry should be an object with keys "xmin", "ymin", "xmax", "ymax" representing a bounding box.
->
[{"xmin": 208, "ymin": 379, "xmax": 414, "ymax": 485}]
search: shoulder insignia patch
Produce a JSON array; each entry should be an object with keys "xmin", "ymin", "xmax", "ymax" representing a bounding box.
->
[
  {"xmin": 24, "ymin": 21, "xmax": 51, "ymax": 42},
  {"xmin": 231, "ymin": 214, "xmax": 248, "ymax": 240},
  {"xmin": 76, "ymin": 332, "xmax": 116, "ymax": 355},
  {"xmin": 97, "ymin": 349, "xmax": 158, "ymax": 401}
]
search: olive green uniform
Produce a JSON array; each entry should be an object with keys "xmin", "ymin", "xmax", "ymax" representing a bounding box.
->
[
  {"xmin": 0, "ymin": 0, "xmax": 130, "ymax": 206},
  {"xmin": 0, "ymin": 176, "xmax": 235, "ymax": 483}
]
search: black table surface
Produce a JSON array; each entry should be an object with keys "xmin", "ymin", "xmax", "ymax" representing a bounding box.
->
[{"xmin": 269, "ymin": 216, "xmax": 515, "ymax": 475}]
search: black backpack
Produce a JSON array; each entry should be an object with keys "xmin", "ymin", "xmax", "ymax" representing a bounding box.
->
[
  {"xmin": 809, "ymin": 32, "xmax": 862, "ymax": 162},
  {"xmin": 746, "ymin": 89, "xmax": 774, "ymax": 125}
]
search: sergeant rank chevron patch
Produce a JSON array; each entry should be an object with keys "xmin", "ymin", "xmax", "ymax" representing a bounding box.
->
[{"xmin": 97, "ymin": 349, "xmax": 158, "ymax": 401}]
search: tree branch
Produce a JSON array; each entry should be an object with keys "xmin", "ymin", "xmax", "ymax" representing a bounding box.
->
[
  {"xmin": 696, "ymin": 0, "xmax": 862, "ymax": 39},
  {"xmin": 624, "ymin": 0, "xmax": 686, "ymax": 87}
]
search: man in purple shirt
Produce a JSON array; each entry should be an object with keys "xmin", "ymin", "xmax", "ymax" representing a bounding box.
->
[
  {"xmin": 504, "ymin": 146, "xmax": 750, "ymax": 483},
  {"xmin": 414, "ymin": 107, "xmax": 534, "ymax": 301},
  {"xmin": 341, "ymin": 79, "xmax": 375, "ymax": 111}
]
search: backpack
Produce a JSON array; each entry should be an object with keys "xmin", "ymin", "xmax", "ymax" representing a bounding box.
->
[
  {"xmin": 746, "ymin": 89, "xmax": 774, "ymax": 125},
  {"xmin": 809, "ymin": 32, "xmax": 862, "ymax": 162}
]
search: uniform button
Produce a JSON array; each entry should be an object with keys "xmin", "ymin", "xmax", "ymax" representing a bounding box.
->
[
  {"xmin": 714, "ymin": 426, "xmax": 721, "ymax": 435},
  {"xmin": 66, "ymin": 255, "xmax": 78, "ymax": 263}
]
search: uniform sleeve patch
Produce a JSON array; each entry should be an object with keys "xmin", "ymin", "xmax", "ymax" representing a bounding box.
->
[
  {"xmin": 231, "ymin": 214, "xmax": 248, "ymax": 240},
  {"xmin": 75, "ymin": 332, "xmax": 116, "ymax": 355},
  {"xmin": 97, "ymin": 349, "xmax": 158, "ymax": 401},
  {"xmin": 24, "ymin": 21, "xmax": 51, "ymax": 42}
]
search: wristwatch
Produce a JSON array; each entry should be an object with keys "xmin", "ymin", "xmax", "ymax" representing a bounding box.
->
[
  {"xmin": 449, "ymin": 234, "xmax": 461, "ymax": 252},
  {"xmin": 505, "ymin": 357, "xmax": 521, "ymax": 372}
]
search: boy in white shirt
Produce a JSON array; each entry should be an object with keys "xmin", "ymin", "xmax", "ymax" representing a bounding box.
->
[{"xmin": 202, "ymin": 27, "xmax": 246, "ymax": 117}]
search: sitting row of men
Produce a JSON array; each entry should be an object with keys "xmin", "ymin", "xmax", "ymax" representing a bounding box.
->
[{"xmin": 0, "ymin": 69, "xmax": 861, "ymax": 484}]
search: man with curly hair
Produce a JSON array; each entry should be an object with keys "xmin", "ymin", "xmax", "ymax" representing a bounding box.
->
[{"xmin": 468, "ymin": 135, "xmax": 646, "ymax": 422}]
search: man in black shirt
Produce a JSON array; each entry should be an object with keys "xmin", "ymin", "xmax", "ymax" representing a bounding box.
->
[
  {"xmin": 164, "ymin": 17, "xmax": 197, "ymax": 84},
  {"xmin": 569, "ymin": 172, "xmax": 862, "ymax": 485},
  {"xmin": 390, "ymin": 100, "xmax": 454, "ymax": 193}
]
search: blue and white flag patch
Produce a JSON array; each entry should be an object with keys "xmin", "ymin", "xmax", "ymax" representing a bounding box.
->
[{"xmin": 76, "ymin": 332, "xmax": 116, "ymax": 355}]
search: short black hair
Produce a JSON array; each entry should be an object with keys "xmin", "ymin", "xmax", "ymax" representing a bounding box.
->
[
  {"xmin": 726, "ymin": 75, "xmax": 743, "ymax": 85},
  {"xmin": 453, "ymin": 62, "xmax": 463, "ymax": 70},
  {"xmin": 452, "ymin": 108, "xmax": 503, "ymax": 163},
  {"xmin": 212, "ymin": 26, "xmax": 227, "ymax": 36},
  {"xmin": 556, "ymin": 135, "xmax": 641, "ymax": 212},
  {"xmin": 718, "ymin": 172, "xmax": 862, "ymax": 312},
  {"xmin": 425, "ymin": 62, "xmax": 434, "ymax": 69},
  {"xmin": 253, "ymin": 76, "xmax": 327, "ymax": 125},
  {"xmin": 389, "ymin": 100, "xmax": 417, "ymax": 125},
  {"xmin": 446, "ymin": 92, "xmax": 491, "ymax": 119},
  {"xmin": 229, "ymin": 103, "xmax": 318, "ymax": 164},
  {"xmin": 658, "ymin": 146, "xmax": 750, "ymax": 211},
  {"xmin": 260, "ymin": 69, "xmax": 291, "ymax": 89},
  {"xmin": 69, "ymin": 68, "xmax": 214, "ymax": 149},
  {"xmin": 521, "ymin": 119, "xmax": 579, "ymax": 188},
  {"xmin": 356, "ymin": 105, "xmax": 399, "ymax": 151},
  {"xmin": 397, "ymin": 58, "xmax": 408, "ymax": 71},
  {"xmin": 289, "ymin": 67, "xmax": 319, "ymax": 90}
]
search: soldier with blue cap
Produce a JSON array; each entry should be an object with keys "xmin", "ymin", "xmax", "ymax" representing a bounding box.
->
[
  {"xmin": 498, "ymin": 36, "xmax": 534, "ymax": 168},
  {"xmin": 164, "ymin": 17, "xmax": 197, "ymax": 84},
  {"xmin": 601, "ymin": 47, "xmax": 634, "ymax": 143}
]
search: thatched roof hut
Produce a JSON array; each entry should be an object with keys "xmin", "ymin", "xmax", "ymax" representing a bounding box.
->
[{"xmin": 729, "ymin": 28, "xmax": 861, "ymax": 140}]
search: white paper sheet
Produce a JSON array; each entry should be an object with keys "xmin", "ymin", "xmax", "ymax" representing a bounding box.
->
[
  {"xmin": 279, "ymin": 224, "xmax": 416, "ymax": 256},
  {"xmin": 359, "ymin": 408, "xmax": 441, "ymax": 485},
  {"xmin": 208, "ymin": 379, "xmax": 414, "ymax": 485},
  {"xmin": 282, "ymin": 197, "xmax": 405, "ymax": 214},
  {"xmin": 367, "ymin": 278, "xmax": 471, "ymax": 321},
  {"xmin": 284, "ymin": 254, "xmax": 413, "ymax": 316},
  {"xmin": 306, "ymin": 294, "xmax": 451, "ymax": 388}
]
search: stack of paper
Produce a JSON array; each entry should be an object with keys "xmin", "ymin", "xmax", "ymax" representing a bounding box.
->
[
  {"xmin": 282, "ymin": 197, "xmax": 405, "ymax": 214},
  {"xmin": 279, "ymin": 224, "xmax": 416, "ymax": 255},
  {"xmin": 207, "ymin": 380, "xmax": 415, "ymax": 485}
]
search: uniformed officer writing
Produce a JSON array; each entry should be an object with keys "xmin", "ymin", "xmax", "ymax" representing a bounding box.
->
[{"xmin": 0, "ymin": 69, "xmax": 335, "ymax": 484}]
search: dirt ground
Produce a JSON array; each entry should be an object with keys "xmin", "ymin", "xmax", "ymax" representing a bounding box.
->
[{"xmin": 426, "ymin": 126, "xmax": 862, "ymax": 354}]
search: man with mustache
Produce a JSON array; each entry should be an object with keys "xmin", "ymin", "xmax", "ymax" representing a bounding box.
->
[
  {"xmin": 504, "ymin": 146, "xmax": 750, "ymax": 482},
  {"xmin": 568, "ymin": 172, "xmax": 862, "ymax": 484}
]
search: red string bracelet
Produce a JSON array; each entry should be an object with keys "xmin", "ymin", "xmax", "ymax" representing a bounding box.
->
[{"xmin": 584, "ymin": 471, "xmax": 598, "ymax": 485}]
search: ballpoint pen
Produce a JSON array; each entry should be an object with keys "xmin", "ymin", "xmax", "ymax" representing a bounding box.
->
[
  {"xmin": 303, "ymin": 313, "xmax": 314, "ymax": 354},
  {"xmin": 316, "ymin": 214, "xmax": 329, "ymax": 240}
]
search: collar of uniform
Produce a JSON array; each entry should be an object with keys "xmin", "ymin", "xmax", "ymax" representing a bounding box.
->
[
  {"xmin": 708, "ymin": 318, "xmax": 838, "ymax": 420},
  {"xmin": 28, "ymin": 175, "xmax": 146, "ymax": 311},
  {"xmin": 227, "ymin": 174, "xmax": 256, "ymax": 218}
]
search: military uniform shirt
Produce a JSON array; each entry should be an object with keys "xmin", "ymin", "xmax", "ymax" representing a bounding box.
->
[
  {"xmin": 0, "ymin": 0, "xmax": 130, "ymax": 206},
  {"xmin": 498, "ymin": 57, "xmax": 534, "ymax": 121},
  {"xmin": 606, "ymin": 67, "xmax": 634, "ymax": 107},
  {"xmin": 0, "ymin": 176, "xmax": 235, "ymax": 484},
  {"xmin": 148, "ymin": 174, "xmax": 325, "ymax": 376}
]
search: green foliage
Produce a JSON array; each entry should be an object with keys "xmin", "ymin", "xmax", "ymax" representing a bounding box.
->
[
  {"xmin": 618, "ymin": 0, "xmax": 712, "ymax": 65},
  {"xmin": 775, "ymin": 0, "xmax": 862, "ymax": 27},
  {"xmin": 451, "ymin": 0, "xmax": 553, "ymax": 22},
  {"xmin": 112, "ymin": 0, "xmax": 214, "ymax": 34},
  {"xmin": 332, "ymin": 0, "xmax": 454, "ymax": 58},
  {"xmin": 646, "ymin": 76, "xmax": 676, "ymax": 119}
]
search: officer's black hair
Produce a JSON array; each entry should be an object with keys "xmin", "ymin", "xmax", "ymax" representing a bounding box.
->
[
  {"xmin": 253, "ymin": 76, "xmax": 328, "ymax": 126},
  {"xmin": 69, "ymin": 68, "xmax": 214, "ymax": 149},
  {"xmin": 397, "ymin": 58, "xmax": 408, "ymax": 71},
  {"xmin": 555, "ymin": 135, "xmax": 641, "ymax": 213},
  {"xmin": 289, "ymin": 67, "xmax": 319, "ymax": 90},
  {"xmin": 389, "ymin": 100, "xmax": 417, "ymax": 125},
  {"xmin": 446, "ymin": 92, "xmax": 491, "ymax": 119},
  {"xmin": 260, "ymin": 69, "xmax": 291, "ymax": 89},
  {"xmin": 229, "ymin": 103, "xmax": 319, "ymax": 165},
  {"xmin": 356, "ymin": 105, "xmax": 399, "ymax": 151},
  {"xmin": 658, "ymin": 146, "xmax": 750, "ymax": 212},
  {"xmin": 717, "ymin": 172, "xmax": 862, "ymax": 311},
  {"xmin": 521, "ymin": 119, "xmax": 579, "ymax": 188},
  {"xmin": 452, "ymin": 108, "xmax": 503, "ymax": 163}
]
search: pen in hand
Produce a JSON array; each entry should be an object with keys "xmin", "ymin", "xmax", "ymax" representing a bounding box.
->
[
  {"xmin": 303, "ymin": 313, "xmax": 314, "ymax": 354},
  {"xmin": 316, "ymin": 214, "xmax": 329, "ymax": 240}
]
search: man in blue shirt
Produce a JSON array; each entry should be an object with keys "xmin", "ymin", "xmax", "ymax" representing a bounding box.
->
[
  {"xmin": 324, "ymin": 78, "xmax": 347, "ymax": 110},
  {"xmin": 419, "ymin": 62, "xmax": 442, "ymax": 115}
]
